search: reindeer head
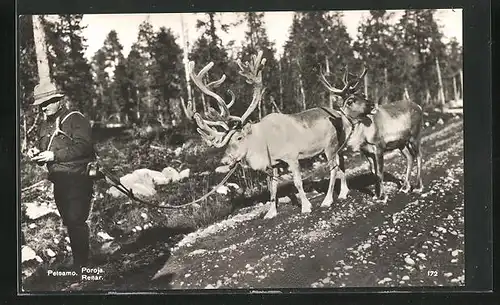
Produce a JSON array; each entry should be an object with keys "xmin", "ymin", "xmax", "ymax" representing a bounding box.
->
[
  {"xmin": 320, "ymin": 65, "xmax": 376, "ymax": 120},
  {"xmin": 189, "ymin": 51, "xmax": 267, "ymax": 166}
]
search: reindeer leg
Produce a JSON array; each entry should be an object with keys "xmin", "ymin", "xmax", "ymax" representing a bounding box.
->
[
  {"xmin": 321, "ymin": 147, "xmax": 338, "ymax": 208},
  {"xmin": 364, "ymin": 152, "xmax": 375, "ymax": 175},
  {"xmin": 264, "ymin": 168, "xmax": 279, "ymax": 219},
  {"xmin": 337, "ymin": 153, "xmax": 349, "ymax": 199},
  {"xmin": 373, "ymin": 151, "xmax": 388, "ymax": 203},
  {"xmin": 288, "ymin": 160, "xmax": 312, "ymax": 214},
  {"xmin": 399, "ymin": 146, "xmax": 413, "ymax": 193},
  {"xmin": 414, "ymin": 142, "xmax": 424, "ymax": 193}
]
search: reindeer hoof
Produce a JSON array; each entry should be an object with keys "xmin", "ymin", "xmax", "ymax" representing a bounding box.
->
[
  {"xmin": 320, "ymin": 199, "xmax": 333, "ymax": 208},
  {"xmin": 264, "ymin": 209, "xmax": 277, "ymax": 219},
  {"xmin": 301, "ymin": 204, "xmax": 312, "ymax": 214},
  {"xmin": 399, "ymin": 185, "xmax": 412, "ymax": 194},
  {"xmin": 413, "ymin": 186, "xmax": 424, "ymax": 194},
  {"xmin": 338, "ymin": 191, "xmax": 349, "ymax": 200},
  {"xmin": 374, "ymin": 194, "xmax": 388, "ymax": 204}
]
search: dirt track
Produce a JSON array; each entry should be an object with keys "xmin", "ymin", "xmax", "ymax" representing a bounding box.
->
[{"xmin": 22, "ymin": 117, "xmax": 465, "ymax": 292}]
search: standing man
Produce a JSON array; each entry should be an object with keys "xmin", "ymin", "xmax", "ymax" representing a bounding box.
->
[{"xmin": 27, "ymin": 81, "xmax": 95, "ymax": 271}]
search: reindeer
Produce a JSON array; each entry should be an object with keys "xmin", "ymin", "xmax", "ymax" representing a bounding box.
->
[
  {"xmin": 319, "ymin": 65, "xmax": 424, "ymax": 203},
  {"xmin": 188, "ymin": 51, "xmax": 350, "ymax": 219}
]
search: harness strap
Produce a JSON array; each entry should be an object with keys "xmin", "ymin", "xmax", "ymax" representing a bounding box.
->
[
  {"xmin": 46, "ymin": 111, "xmax": 85, "ymax": 151},
  {"xmin": 261, "ymin": 108, "xmax": 356, "ymax": 183},
  {"xmin": 319, "ymin": 107, "xmax": 358, "ymax": 171},
  {"xmin": 61, "ymin": 111, "xmax": 84, "ymax": 124}
]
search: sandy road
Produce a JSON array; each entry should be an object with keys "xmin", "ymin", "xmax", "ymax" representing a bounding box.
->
[{"xmin": 151, "ymin": 119, "xmax": 465, "ymax": 289}]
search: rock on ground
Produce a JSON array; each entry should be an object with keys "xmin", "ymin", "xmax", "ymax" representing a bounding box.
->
[
  {"xmin": 21, "ymin": 246, "xmax": 37, "ymax": 263},
  {"xmin": 24, "ymin": 202, "xmax": 59, "ymax": 220},
  {"xmin": 162, "ymin": 167, "xmax": 180, "ymax": 182}
]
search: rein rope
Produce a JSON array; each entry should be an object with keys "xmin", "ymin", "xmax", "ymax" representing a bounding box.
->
[
  {"xmin": 97, "ymin": 107, "xmax": 365, "ymax": 209},
  {"xmin": 98, "ymin": 156, "xmax": 240, "ymax": 209}
]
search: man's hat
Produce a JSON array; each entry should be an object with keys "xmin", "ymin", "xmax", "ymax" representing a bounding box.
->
[{"xmin": 33, "ymin": 81, "xmax": 64, "ymax": 106}]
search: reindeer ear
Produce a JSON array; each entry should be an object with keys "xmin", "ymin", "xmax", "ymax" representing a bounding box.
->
[
  {"xmin": 332, "ymin": 95, "xmax": 343, "ymax": 109},
  {"xmin": 228, "ymin": 120, "xmax": 242, "ymax": 130},
  {"xmin": 242, "ymin": 123, "xmax": 252, "ymax": 134}
]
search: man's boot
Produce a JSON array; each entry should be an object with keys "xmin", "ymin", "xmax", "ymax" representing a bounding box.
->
[{"xmin": 67, "ymin": 223, "xmax": 90, "ymax": 271}]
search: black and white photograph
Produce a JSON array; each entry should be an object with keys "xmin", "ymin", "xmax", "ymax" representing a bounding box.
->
[{"xmin": 19, "ymin": 9, "xmax": 465, "ymax": 292}]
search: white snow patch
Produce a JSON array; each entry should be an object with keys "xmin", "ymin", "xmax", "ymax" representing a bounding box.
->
[{"xmin": 171, "ymin": 204, "xmax": 271, "ymax": 252}]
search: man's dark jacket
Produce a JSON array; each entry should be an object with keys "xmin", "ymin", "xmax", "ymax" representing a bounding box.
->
[{"xmin": 37, "ymin": 107, "xmax": 95, "ymax": 180}]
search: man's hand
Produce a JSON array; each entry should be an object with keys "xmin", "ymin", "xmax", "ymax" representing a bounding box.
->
[
  {"xmin": 26, "ymin": 147, "xmax": 40, "ymax": 159},
  {"xmin": 31, "ymin": 151, "xmax": 55, "ymax": 163}
]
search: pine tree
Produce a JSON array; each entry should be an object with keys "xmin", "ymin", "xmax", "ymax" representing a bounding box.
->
[
  {"xmin": 91, "ymin": 30, "xmax": 126, "ymax": 122},
  {"xmin": 282, "ymin": 12, "xmax": 355, "ymax": 112},
  {"xmin": 238, "ymin": 12, "xmax": 280, "ymax": 120},
  {"xmin": 150, "ymin": 26, "xmax": 185, "ymax": 124},
  {"xmin": 354, "ymin": 10, "xmax": 398, "ymax": 102},
  {"xmin": 134, "ymin": 19, "xmax": 157, "ymax": 119},
  {"xmin": 40, "ymin": 15, "xmax": 95, "ymax": 115},
  {"xmin": 394, "ymin": 10, "xmax": 447, "ymax": 104},
  {"xmin": 125, "ymin": 43, "xmax": 148, "ymax": 124},
  {"xmin": 442, "ymin": 38, "xmax": 463, "ymax": 101},
  {"xmin": 90, "ymin": 48, "xmax": 108, "ymax": 122},
  {"xmin": 18, "ymin": 15, "xmax": 40, "ymax": 151},
  {"xmin": 189, "ymin": 13, "xmax": 232, "ymax": 116}
]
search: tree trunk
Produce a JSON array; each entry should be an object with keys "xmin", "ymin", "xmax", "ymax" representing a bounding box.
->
[
  {"xmin": 99, "ymin": 83, "xmax": 105, "ymax": 122},
  {"xmin": 180, "ymin": 13, "xmax": 194, "ymax": 115},
  {"xmin": 384, "ymin": 67, "xmax": 388, "ymax": 103},
  {"xmin": 147, "ymin": 89, "xmax": 152, "ymax": 112},
  {"xmin": 262, "ymin": 94, "xmax": 267, "ymax": 118},
  {"xmin": 435, "ymin": 57, "xmax": 446, "ymax": 109},
  {"xmin": 296, "ymin": 59, "xmax": 306, "ymax": 111},
  {"xmin": 32, "ymin": 15, "xmax": 50, "ymax": 82},
  {"xmin": 22, "ymin": 111, "xmax": 40, "ymax": 152},
  {"xmin": 325, "ymin": 56, "xmax": 334, "ymax": 108},
  {"xmin": 270, "ymin": 96, "xmax": 281, "ymax": 113},
  {"xmin": 452, "ymin": 75, "xmax": 459, "ymax": 101},
  {"xmin": 278, "ymin": 60, "xmax": 284, "ymax": 110},
  {"xmin": 22, "ymin": 113, "xmax": 28, "ymax": 152},
  {"xmin": 404, "ymin": 87, "xmax": 410, "ymax": 100},
  {"xmin": 459, "ymin": 68, "xmax": 463, "ymax": 99},
  {"xmin": 258, "ymin": 97, "xmax": 262, "ymax": 121},
  {"xmin": 136, "ymin": 88, "xmax": 140, "ymax": 122},
  {"xmin": 180, "ymin": 96, "xmax": 194, "ymax": 119},
  {"xmin": 201, "ymin": 91, "xmax": 207, "ymax": 113},
  {"xmin": 364, "ymin": 71, "xmax": 369, "ymax": 100}
]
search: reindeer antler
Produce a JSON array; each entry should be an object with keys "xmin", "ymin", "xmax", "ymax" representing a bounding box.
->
[
  {"xmin": 236, "ymin": 50, "xmax": 267, "ymax": 124},
  {"xmin": 348, "ymin": 65, "xmax": 367, "ymax": 91},
  {"xmin": 189, "ymin": 51, "xmax": 267, "ymax": 148},
  {"xmin": 319, "ymin": 65, "xmax": 353, "ymax": 95},
  {"xmin": 193, "ymin": 113, "xmax": 236, "ymax": 147},
  {"xmin": 319, "ymin": 64, "xmax": 368, "ymax": 97},
  {"xmin": 188, "ymin": 61, "xmax": 240, "ymax": 123}
]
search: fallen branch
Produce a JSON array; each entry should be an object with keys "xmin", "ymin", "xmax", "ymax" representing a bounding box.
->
[
  {"xmin": 27, "ymin": 112, "xmax": 41, "ymax": 135},
  {"xmin": 150, "ymin": 145, "xmax": 166, "ymax": 151},
  {"xmin": 180, "ymin": 96, "xmax": 195, "ymax": 119},
  {"xmin": 109, "ymin": 142, "xmax": 127, "ymax": 159},
  {"xmin": 269, "ymin": 96, "xmax": 282, "ymax": 113},
  {"xmin": 21, "ymin": 180, "xmax": 46, "ymax": 193},
  {"xmin": 21, "ymin": 108, "xmax": 42, "ymax": 152}
]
